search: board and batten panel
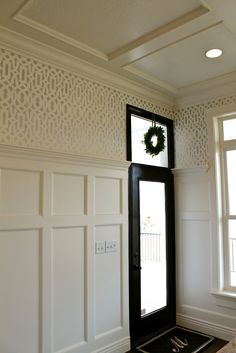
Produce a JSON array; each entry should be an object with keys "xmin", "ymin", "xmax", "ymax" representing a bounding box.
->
[
  {"xmin": 52, "ymin": 226, "xmax": 86, "ymax": 352},
  {"xmin": 52, "ymin": 172, "xmax": 87, "ymax": 216},
  {"xmin": 94, "ymin": 224, "xmax": 122, "ymax": 337},
  {"xmin": 0, "ymin": 168, "xmax": 42, "ymax": 216},
  {"xmin": 94, "ymin": 177, "xmax": 122, "ymax": 215},
  {"xmin": 0, "ymin": 229, "xmax": 41, "ymax": 353},
  {"xmin": 0, "ymin": 152, "xmax": 130, "ymax": 353},
  {"xmin": 181, "ymin": 220, "xmax": 211, "ymax": 306}
]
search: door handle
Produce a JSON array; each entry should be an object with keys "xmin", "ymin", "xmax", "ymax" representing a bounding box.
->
[{"xmin": 133, "ymin": 264, "xmax": 142, "ymax": 270}]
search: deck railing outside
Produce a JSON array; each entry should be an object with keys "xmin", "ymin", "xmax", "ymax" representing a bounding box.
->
[{"xmin": 140, "ymin": 232, "xmax": 161, "ymax": 262}]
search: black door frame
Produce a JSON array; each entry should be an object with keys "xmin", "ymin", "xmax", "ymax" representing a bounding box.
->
[{"xmin": 127, "ymin": 105, "xmax": 176, "ymax": 346}]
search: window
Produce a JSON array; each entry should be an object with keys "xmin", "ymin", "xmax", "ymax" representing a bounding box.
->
[
  {"xmin": 126, "ymin": 105, "xmax": 174, "ymax": 168},
  {"xmin": 213, "ymin": 114, "xmax": 236, "ymax": 293}
]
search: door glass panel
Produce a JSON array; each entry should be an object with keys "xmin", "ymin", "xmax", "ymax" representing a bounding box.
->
[
  {"xmin": 131, "ymin": 114, "xmax": 168, "ymax": 167},
  {"xmin": 139, "ymin": 180, "xmax": 167, "ymax": 316},
  {"xmin": 226, "ymin": 150, "xmax": 236, "ymax": 215}
]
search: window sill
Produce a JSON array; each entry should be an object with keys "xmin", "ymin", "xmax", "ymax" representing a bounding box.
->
[{"xmin": 211, "ymin": 290, "xmax": 236, "ymax": 309}]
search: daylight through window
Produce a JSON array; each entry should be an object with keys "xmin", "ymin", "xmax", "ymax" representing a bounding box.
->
[{"xmin": 217, "ymin": 116, "xmax": 236, "ymax": 289}]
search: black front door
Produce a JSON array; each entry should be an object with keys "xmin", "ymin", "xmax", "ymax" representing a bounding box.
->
[
  {"xmin": 126, "ymin": 105, "xmax": 175, "ymax": 346},
  {"xmin": 129, "ymin": 163, "xmax": 175, "ymax": 345}
]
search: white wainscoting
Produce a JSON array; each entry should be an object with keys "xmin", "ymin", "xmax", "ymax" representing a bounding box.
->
[
  {"xmin": 0, "ymin": 146, "xmax": 130, "ymax": 353},
  {"xmin": 173, "ymin": 167, "xmax": 236, "ymax": 341}
]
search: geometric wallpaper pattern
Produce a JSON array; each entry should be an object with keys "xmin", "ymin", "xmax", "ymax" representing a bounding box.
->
[
  {"xmin": 175, "ymin": 95, "xmax": 236, "ymax": 168},
  {"xmin": 1, "ymin": 46, "xmax": 236, "ymax": 167},
  {"xmin": 0, "ymin": 47, "xmax": 174, "ymax": 161}
]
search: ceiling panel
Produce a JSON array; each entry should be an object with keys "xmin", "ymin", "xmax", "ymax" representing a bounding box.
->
[
  {"xmin": 127, "ymin": 23, "xmax": 236, "ymax": 88},
  {"xmin": 15, "ymin": 0, "xmax": 202, "ymax": 54},
  {"xmin": 0, "ymin": 0, "xmax": 236, "ymax": 98}
]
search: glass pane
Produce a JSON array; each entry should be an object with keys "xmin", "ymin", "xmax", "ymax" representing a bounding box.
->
[
  {"xmin": 223, "ymin": 118, "xmax": 236, "ymax": 140},
  {"xmin": 229, "ymin": 220, "xmax": 236, "ymax": 287},
  {"xmin": 226, "ymin": 150, "xmax": 236, "ymax": 215},
  {"xmin": 131, "ymin": 114, "xmax": 168, "ymax": 167},
  {"xmin": 139, "ymin": 180, "xmax": 167, "ymax": 316}
]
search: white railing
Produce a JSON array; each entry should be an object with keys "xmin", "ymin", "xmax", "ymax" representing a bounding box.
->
[{"xmin": 140, "ymin": 232, "xmax": 161, "ymax": 262}]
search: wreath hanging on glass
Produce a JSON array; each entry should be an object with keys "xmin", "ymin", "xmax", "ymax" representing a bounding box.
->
[{"xmin": 142, "ymin": 117, "xmax": 165, "ymax": 157}]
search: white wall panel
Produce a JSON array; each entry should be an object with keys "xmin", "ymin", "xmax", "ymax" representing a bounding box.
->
[
  {"xmin": 0, "ymin": 151, "xmax": 130, "ymax": 353},
  {"xmin": 52, "ymin": 173, "xmax": 86, "ymax": 215},
  {"xmin": 0, "ymin": 168, "xmax": 41, "ymax": 216},
  {"xmin": 94, "ymin": 225, "xmax": 121, "ymax": 336},
  {"xmin": 178, "ymin": 181, "xmax": 209, "ymax": 211},
  {"xmin": 0, "ymin": 229, "xmax": 40, "ymax": 353},
  {"xmin": 52, "ymin": 227, "xmax": 86, "ymax": 352},
  {"xmin": 94, "ymin": 177, "xmax": 121, "ymax": 215},
  {"xmin": 181, "ymin": 220, "xmax": 211, "ymax": 306}
]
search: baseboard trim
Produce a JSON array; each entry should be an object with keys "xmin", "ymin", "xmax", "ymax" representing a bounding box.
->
[
  {"xmin": 93, "ymin": 337, "xmax": 130, "ymax": 353},
  {"xmin": 176, "ymin": 313, "xmax": 236, "ymax": 341}
]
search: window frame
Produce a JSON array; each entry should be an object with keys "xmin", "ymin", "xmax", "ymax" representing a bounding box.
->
[
  {"xmin": 218, "ymin": 116, "xmax": 236, "ymax": 291},
  {"xmin": 126, "ymin": 104, "xmax": 174, "ymax": 169},
  {"xmin": 207, "ymin": 103, "xmax": 236, "ymax": 301}
]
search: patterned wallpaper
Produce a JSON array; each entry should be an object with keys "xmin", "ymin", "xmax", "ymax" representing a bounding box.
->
[
  {"xmin": 0, "ymin": 47, "xmax": 174, "ymax": 161},
  {"xmin": 175, "ymin": 95, "xmax": 236, "ymax": 168},
  {"xmin": 1, "ymin": 46, "xmax": 236, "ymax": 167}
]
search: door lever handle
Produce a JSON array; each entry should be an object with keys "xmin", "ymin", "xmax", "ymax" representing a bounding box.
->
[{"xmin": 133, "ymin": 264, "xmax": 142, "ymax": 270}]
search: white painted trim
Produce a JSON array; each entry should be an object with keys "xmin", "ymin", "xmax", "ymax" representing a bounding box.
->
[
  {"xmin": 92, "ymin": 337, "xmax": 130, "ymax": 353},
  {"xmin": 0, "ymin": 144, "xmax": 131, "ymax": 171},
  {"xmin": 211, "ymin": 290, "xmax": 236, "ymax": 310},
  {"xmin": 176, "ymin": 71, "xmax": 236, "ymax": 108},
  {"xmin": 172, "ymin": 166, "xmax": 208, "ymax": 175},
  {"xmin": 207, "ymin": 103, "xmax": 236, "ymax": 294},
  {"xmin": 14, "ymin": 2, "xmax": 108, "ymax": 62},
  {"xmin": 0, "ymin": 26, "xmax": 174, "ymax": 108},
  {"xmin": 124, "ymin": 66, "xmax": 178, "ymax": 95},
  {"xmin": 176, "ymin": 313, "xmax": 236, "ymax": 341}
]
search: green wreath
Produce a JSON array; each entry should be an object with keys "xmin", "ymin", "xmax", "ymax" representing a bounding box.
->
[{"xmin": 143, "ymin": 126, "xmax": 165, "ymax": 157}]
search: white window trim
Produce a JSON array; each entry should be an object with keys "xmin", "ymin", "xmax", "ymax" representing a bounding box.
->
[{"xmin": 207, "ymin": 103, "xmax": 236, "ymax": 304}]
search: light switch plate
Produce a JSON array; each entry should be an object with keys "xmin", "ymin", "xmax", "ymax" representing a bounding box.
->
[
  {"xmin": 95, "ymin": 240, "xmax": 105, "ymax": 254},
  {"xmin": 106, "ymin": 240, "xmax": 117, "ymax": 253}
]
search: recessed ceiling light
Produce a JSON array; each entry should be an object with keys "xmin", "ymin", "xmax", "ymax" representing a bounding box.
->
[{"xmin": 205, "ymin": 48, "xmax": 223, "ymax": 58}]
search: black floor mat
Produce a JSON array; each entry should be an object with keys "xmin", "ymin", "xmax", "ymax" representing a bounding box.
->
[{"xmin": 137, "ymin": 326, "xmax": 215, "ymax": 353}]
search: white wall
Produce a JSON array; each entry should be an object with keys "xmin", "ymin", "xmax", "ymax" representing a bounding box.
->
[{"xmin": 0, "ymin": 148, "xmax": 130, "ymax": 353}]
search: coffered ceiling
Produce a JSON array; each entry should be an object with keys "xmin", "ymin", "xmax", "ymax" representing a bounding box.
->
[{"xmin": 1, "ymin": 0, "xmax": 236, "ymax": 100}]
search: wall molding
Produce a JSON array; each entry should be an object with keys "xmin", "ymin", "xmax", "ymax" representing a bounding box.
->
[
  {"xmin": 0, "ymin": 144, "xmax": 131, "ymax": 171},
  {"xmin": 0, "ymin": 26, "xmax": 174, "ymax": 108},
  {"xmin": 176, "ymin": 71, "xmax": 236, "ymax": 108},
  {"xmin": 176, "ymin": 313, "xmax": 236, "ymax": 341},
  {"xmin": 172, "ymin": 166, "xmax": 208, "ymax": 176},
  {"xmin": 93, "ymin": 337, "xmax": 130, "ymax": 353}
]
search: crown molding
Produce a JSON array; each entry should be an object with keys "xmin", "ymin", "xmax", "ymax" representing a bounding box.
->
[
  {"xmin": 124, "ymin": 66, "xmax": 178, "ymax": 95},
  {"xmin": 176, "ymin": 71, "xmax": 236, "ymax": 108},
  {"xmin": 0, "ymin": 26, "xmax": 175, "ymax": 108},
  {"xmin": 0, "ymin": 144, "xmax": 131, "ymax": 171}
]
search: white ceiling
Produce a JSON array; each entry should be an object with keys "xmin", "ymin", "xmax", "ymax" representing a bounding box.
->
[{"xmin": 1, "ymin": 0, "xmax": 236, "ymax": 99}]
